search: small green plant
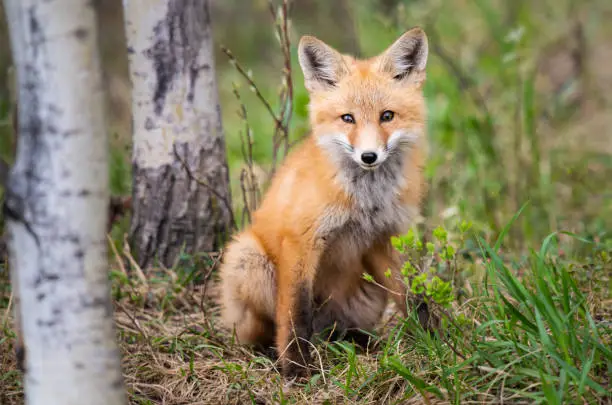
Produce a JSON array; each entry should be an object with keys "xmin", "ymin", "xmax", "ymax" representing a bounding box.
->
[
  {"xmin": 370, "ymin": 211, "xmax": 612, "ymax": 404},
  {"xmin": 375, "ymin": 222, "xmax": 472, "ymax": 311}
]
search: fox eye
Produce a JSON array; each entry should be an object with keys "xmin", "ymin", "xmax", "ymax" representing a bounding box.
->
[
  {"xmin": 380, "ymin": 110, "xmax": 395, "ymax": 122},
  {"xmin": 341, "ymin": 114, "xmax": 355, "ymax": 124}
]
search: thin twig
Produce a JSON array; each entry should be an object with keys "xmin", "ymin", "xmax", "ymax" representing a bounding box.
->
[
  {"xmin": 107, "ymin": 234, "xmax": 128, "ymax": 276},
  {"xmin": 364, "ymin": 274, "xmax": 404, "ymax": 297},
  {"xmin": 269, "ymin": 0, "xmax": 294, "ymax": 162},
  {"xmin": 239, "ymin": 169, "xmax": 255, "ymax": 226},
  {"xmin": 122, "ymin": 234, "xmax": 149, "ymax": 286},
  {"xmin": 231, "ymin": 84, "xmax": 260, "ymax": 226},
  {"xmin": 221, "ymin": 0, "xmax": 295, "ymax": 200},
  {"xmin": 115, "ymin": 301, "xmax": 161, "ymax": 365},
  {"xmin": 221, "ymin": 46, "xmax": 284, "ymax": 139},
  {"xmin": 172, "ymin": 144, "xmax": 238, "ymax": 232}
]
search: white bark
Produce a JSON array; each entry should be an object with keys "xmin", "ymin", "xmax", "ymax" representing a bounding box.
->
[
  {"xmin": 124, "ymin": 0, "xmax": 232, "ymax": 269},
  {"xmin": 2, "ymin": 0, "xmax": 127, "ymax": 404}
]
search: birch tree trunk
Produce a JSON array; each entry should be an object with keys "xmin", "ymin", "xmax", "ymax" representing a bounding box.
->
[
  {"xmin": 2, "ymin": 0, "xmax": 127, "ymax": 404},
  {"xmin": 124, "ymin": 0, "xmax": 233, "ymax": 270}
]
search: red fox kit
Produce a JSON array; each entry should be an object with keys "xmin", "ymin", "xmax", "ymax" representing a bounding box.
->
[{"xmin": 218, "ymin": 27, "xmax": 429, "ymax": 378}]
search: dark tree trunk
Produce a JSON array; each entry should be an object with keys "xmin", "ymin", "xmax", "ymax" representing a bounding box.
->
[{"xmin": 123, "ymin": 0, "xmax": 233, "ymax": 270}]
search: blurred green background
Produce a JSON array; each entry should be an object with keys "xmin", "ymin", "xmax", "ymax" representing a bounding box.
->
[{"xmin": 0, "ymin": 0, "xmax": 611, "ymax": 250}]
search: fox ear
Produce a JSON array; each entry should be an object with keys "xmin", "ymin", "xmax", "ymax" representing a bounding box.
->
[
  {"xmin": 298, "ymin": 36, "xmax": 348, "ymax": 92},
  {"xmin": 378, "ymin": 28, "xmax": 428, "ymax": 84}
]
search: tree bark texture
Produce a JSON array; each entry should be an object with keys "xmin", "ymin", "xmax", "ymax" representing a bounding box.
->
[
  {"xmin": 124, "ymin": 0, "xmax": 232, "ymax": 270},
  {"xmin": 2, "ymin": 0, "xmax": 127, "ymax": 404}
]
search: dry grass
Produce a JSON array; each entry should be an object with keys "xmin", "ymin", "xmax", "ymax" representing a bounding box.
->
[
  {"xmin": 115, "ymin": 296, "xmax": 399, "ymax": 404},
  {"xmin": 2, "ymin": 227, "xmax": 610, "ymax": 405},
  {"xmin": 0, "ymin": 263, "xmax": 450, "ymax": 405},
  {"xmin": 109, "ymin": 268, "xmax": 446, "ymax": 405},
  {"xmin": 1, "ymin": 269, "xmax": 21, "ymax": 405}
]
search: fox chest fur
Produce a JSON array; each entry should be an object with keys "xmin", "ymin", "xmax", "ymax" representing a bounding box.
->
[{"xmin": 315, "ymin": 152, "xmax": 416, "ymax": 272}]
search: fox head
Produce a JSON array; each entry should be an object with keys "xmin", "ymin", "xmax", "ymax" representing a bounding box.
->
[{"xmin": 298, "ymin": 28, "xmax": 428, "ymax": 171}]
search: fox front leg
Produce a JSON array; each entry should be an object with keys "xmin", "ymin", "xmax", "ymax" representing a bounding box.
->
[{"xmin": 275, "ymin": 239, "xmax": 321, "ymax": 379}]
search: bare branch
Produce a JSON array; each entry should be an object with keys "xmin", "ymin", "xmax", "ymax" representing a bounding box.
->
[
  {"xmin": 173, "ymin": 145, "xmax": 238, "ymax": 232},
  {"xmin": 220, "ymin": 0, "xmax": 295, "ymax": 221}
]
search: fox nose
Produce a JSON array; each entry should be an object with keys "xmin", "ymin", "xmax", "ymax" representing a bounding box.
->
[{"xmin": 361, "ymin": 152, "xmax": 378, "ymax": 165}]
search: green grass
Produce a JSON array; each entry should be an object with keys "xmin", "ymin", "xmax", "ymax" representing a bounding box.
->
[
  {"xmin": 7, "ymin": 212, "xmax": 606, "ymax": 405},
  {"xmin": 1, "ymin": 0, "xmax": 612, "ymax": 403},
  {"xmin": 3, "ymin": 219, "xmax": 609, "ymax": 403}
]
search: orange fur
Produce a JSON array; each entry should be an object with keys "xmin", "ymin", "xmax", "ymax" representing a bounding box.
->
[{"xmin": 217, "ymin": 27, "xmax": 430, "ymax": 378}]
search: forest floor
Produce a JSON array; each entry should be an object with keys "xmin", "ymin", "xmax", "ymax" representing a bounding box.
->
[{"xmin": 1, "ymin": 224, "xmax": 611, "ymax": 404}]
